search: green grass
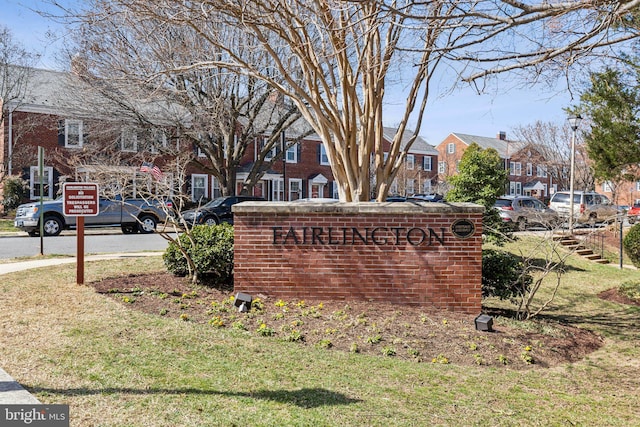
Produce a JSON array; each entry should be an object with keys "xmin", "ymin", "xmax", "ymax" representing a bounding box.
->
[
  {"xmin": 0, "ymin": 218, "xmax": 16, "ymax": 232},
  {"xmin": 2, "ymin": 246, "xmax": 640, "ymax": 426}
]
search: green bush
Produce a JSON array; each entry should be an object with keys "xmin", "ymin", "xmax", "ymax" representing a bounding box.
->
[
  {"xmin": 163, "ymin": 223, "xmax": 234, "ymax": 286},
  {"xmin": 623, "ymin": 224, "xmax": 640, "ymax": 268},
  {"xmin": 1, "ymin": 176, "xmax": 27, "ymax": 212},
  {"xmin": 482, "ymin": 249, "xmax": 532, "ymax": 300}
]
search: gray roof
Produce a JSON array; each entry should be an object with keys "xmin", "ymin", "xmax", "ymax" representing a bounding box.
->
[
  {"xmin": 452, "ymin": 132, "xmax": 527, "ymax": 158},
  {"xmin": 2, "ymin": 66, "xmax": 88, "ymax": 114},
  {"xmin": 383, "ymin": 127, "xmax": 437, "ymax": 155}
]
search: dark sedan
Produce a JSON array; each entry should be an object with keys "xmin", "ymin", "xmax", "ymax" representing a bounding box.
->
[{"xmin": 180, "ymin": 196, "xmax": 265, "ymax": 226}]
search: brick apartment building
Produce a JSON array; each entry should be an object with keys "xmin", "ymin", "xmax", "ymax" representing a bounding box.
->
[
  {"xmin": 1, "ymin": 66, "xmax": 438, "ymax": 205},
  {"xmin": 435, "ymin": 131, "xmax": 555, "ymax": 200}
]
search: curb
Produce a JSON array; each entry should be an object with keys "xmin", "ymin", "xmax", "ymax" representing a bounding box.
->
[{"xmin": 0, "ymin": 368, "xmax": 40, "ymax": 404}]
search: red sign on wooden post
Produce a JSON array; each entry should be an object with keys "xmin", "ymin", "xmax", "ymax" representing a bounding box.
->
[
  {"xmin": 63, "ymin": 183, "xmax": 100, "ymax": 216},
  {"xmin": 63, "ymin": 183, "xmax": 99, "ymax": 286}
]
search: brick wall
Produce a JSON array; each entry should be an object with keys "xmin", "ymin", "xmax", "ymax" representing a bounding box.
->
[{"xmin": 233, "ymin": 202, "xmax": 484, "ymax": 313}]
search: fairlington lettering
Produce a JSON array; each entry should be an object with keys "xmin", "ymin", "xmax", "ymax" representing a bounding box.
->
[{"xmin": 272, "ymin": 226, "xmax": 446, "ymax": 246}]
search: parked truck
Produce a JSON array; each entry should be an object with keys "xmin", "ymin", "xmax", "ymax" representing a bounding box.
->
[{"xmin": 14, "ymin": 197, "xmax": 174, "ymax": 236}]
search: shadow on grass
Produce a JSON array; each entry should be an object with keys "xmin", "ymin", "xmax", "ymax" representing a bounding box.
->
[
  {"xmin": 541, "ymin": 310, "xmax": 640, "ymax": 341},
  {"xmin": 485, "ymin": 295, "xmax": 640, "ymax": 340},
  {"xmin": 26, "ymin": 386, "xmax": 361, "ymax": 408}
]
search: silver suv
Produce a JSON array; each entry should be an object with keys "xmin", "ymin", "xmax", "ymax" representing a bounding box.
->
[
  {"xmin": 548, "ymin": 191, "xmax": 618, "ymax": 225},
  {"xmin": 494, "ymin": 196, "xmax": 559, "ymax": 230}
]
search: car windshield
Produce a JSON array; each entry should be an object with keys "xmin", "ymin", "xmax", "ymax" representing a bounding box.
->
[
  {"xmin": 494, "ymin": 199, "xmax": 512, "ymax": 208},
  {"xmin": 203, "ymin": 198, "xmax": 227, "ymax": 208}
]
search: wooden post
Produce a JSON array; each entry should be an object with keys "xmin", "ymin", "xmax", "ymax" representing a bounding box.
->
[{"xmin": 77, "ymin": 216, "xmax": 85, "ymax": 285}]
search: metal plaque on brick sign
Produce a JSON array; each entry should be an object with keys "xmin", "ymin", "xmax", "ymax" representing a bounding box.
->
[
  {"xmin": 450, "ymin": 219, "xmax": 475, "ymax": 239},
  {"xmin": 63, "ymin": 183, "xmax": 100, "ymax": 216}
]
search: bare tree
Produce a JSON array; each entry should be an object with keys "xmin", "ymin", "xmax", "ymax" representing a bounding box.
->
[
  {"xmin": 511, "ymin": 120, "xmax": 595, "ymax": 193},
  {"xmin": 0, "ymin": 26, "xmax": 40, "ymax": 180},
  {"xmin": 85, "ymin": 0, "xmax": 640, "ymax": 202},
  {"xmin": 55, "ymin": 3, "xmax": 312, "ymax": 197}
]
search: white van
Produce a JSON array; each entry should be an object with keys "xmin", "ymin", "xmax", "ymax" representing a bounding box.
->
[{"xmin": 548, "ymin": 191, "xmax": 618, "ymax": 225}]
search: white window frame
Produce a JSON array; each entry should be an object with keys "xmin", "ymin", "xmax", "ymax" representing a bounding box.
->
[
  {"xmin": 273, "ymin": 178, "xmax": 285, "ymax": 201},
  {"xmin": 438, "ymin": 161, "xmax": 446, "ymax": 174},
  {"xmin": 262, "ymin": 137, "xmax": 277, "ymax": 161},
  {"xmin": 29, "ymin": 166, "xmax": 54, "ymax": 200},
  {"xmin": 65, "ymin": 119, "xmax": 83, "ymax": 148},
  {"xmin": 406, "ymin": 154, "xmax": 415, "ymax": 170},
  {"xmin": 286, "ymin": 143, "xmax": 298, "ymax": 163},
  {"xmin": 536, "ymin": 165, "xmax": 547, "ymax": 178},
  {"xmin": 510, "ymin": 161, "xmax": 522, "ymax": 176},
  {"xmin": 191, "ymin": 174, "xmax": 208, "ymax": 202},
  {"xmin": 319, "ymin": 144, "xmax": 330, "ymax": 166},
  {"xmin": 120, "ymin": 127, "xmax": 138, "ymax": 152},
  {"xmin": 406, "ymin": 178, "xmax": 415, "ymax": 195},
  {"xmin": 447, "ymin": 143, "xmax": 455, "ymax": 154},
  {"xmin": 422, "ymin": 180, "xmax": 432, "ymax": 194},
  {"xmin": 509, "ymin": 181, "xmax": 522, "ymax": 196},
  {"xmin": 211, "ymin": 176, "xmax": 222, "ymax": 199},
  {"xmin": 289, "ymin": 178, "xmax": 303, "ymax": 200},
  {"xmin": 526, "ymin": 163, "xmax": 533, "ymax": 176},
  {"xmin": 602, "ymin": 181, "xmax": 613, "ymax": 193},
  {"xmin": 423, "ymin": 156, "xmax": 432, "ymax": 171},
  {"xmin": 150, "ymin": 129, "xmax": 167, "ymax": 154}
]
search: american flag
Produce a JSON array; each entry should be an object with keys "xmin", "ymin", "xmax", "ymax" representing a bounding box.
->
[{"xmin": 140, "ymin": 162, "xmax": 163, "ymax": 180}]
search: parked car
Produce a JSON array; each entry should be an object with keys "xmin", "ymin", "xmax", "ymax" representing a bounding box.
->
[
  {"xmin": 627, "ymin": 203, "xmax": 640, "ymax": 224},
  {"xmin": 291, "ymin": 197, "xmax": 340, "ymax": 203},
  {"xmin": 14, "ymin": 196, "xmax": 173, "ymax": 237},
  {"xmin": 548, "ymin": 191, "xmax": 618, "ymax": 225},
  {"xmin": 408, "ymin": 193, "xmax": 443, "ymax": 202},
  {"xmin": 180, "ymin": 195, "xmax": 265, "ymax": 226},
  {"xmin": 494, "ymin": 196, "xmax": 559, "ymax": 230}
]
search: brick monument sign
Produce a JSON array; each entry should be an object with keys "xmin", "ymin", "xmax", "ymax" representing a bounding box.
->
[{"xmin": 233, "ymin": 201, "xmax": 484, "ymax": 313}]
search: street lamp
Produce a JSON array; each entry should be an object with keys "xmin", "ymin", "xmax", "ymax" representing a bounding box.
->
[{"xmin": 567, "ymin": 114, "xmax": 582, "ymax": 235}]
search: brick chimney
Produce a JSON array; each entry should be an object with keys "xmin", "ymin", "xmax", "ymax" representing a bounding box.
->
[{"xmin": 497, "ymin": 131, "xmax": 506, "ymax": 140}]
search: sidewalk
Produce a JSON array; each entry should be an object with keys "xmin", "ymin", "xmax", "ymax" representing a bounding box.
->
[{"xmin": 0, "ymin": 251, "xmax": 161, "ymax": 404}]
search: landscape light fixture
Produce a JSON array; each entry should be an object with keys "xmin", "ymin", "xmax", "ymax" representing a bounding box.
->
[
  {"xmin": 474, "ymin": 313, "xmax": 494, "ymax": 332},
  {"xmin": 567, "ymin": 114, "xmax": 583, "ymax": 235},
  {"xmin": 234, "ymin": 292, "xmax": 253, "ymax": 313}
]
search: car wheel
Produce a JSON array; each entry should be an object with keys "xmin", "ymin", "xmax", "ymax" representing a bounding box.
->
[
  {"xmin": 42, "ymin": 215, "xmax": 63, "ymax": 236},
  {"xmin": 517, "ymin": 217, "xmax": 527, "ymax": 231},
  {"xmin": 121, "ymin": 224, "xmax": 138, "ymax": 234},
  {"xmin": 203, "ymin": 216, "xmax": 219, "ymax": 226},
  {"xmin": 629, "ymin": 217, "xmax": 636, "ymax": 225},
  {"xmin": 138, "ymin": 215, "xmax": 157, "ymax": 234}
]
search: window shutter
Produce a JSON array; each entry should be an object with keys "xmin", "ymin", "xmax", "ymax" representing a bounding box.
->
[
  {"xmin": 297, "ymin": 143, "xmax": 301, "ymax": 162},
  {"xmin": 317, "ymin": 144, "xmax": 321, "ymax": 164},
  {"xmin": 57, "ymin": 120, "xmax": 65, "ymax": 146}
]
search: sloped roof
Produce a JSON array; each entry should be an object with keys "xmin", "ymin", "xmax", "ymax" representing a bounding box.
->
[
  {"xmin": 3, "ymin": 65, "xmax": 90, "ymax": 114},
  {"xmin": 3, "ymin": 65, "xmax": 182, "ymax": 123},
  {"xmin": 383, "ymin": 127, "xmax": 437, "ymax": 155},
  {"xmin": 452, "ymin": 132, "xmax": 527, "ymax": 158}
]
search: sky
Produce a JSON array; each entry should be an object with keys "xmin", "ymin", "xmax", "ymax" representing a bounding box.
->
[{"xmin": 1, "ymin": 0, "xmax": 576, "ymax": 145}]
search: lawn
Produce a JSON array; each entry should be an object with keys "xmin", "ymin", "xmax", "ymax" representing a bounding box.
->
[
  {"xmin": 1, "ymin": 237, "xmax": 640, "ymax": 426},
  {"xmin": 0, "ymin": 218, "xmax": 16, "ymax": 232}
]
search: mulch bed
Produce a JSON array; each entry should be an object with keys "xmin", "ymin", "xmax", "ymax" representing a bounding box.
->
[{"xmin": 89, "ymin": 271, "xmax": 610, "ymax": 369}]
